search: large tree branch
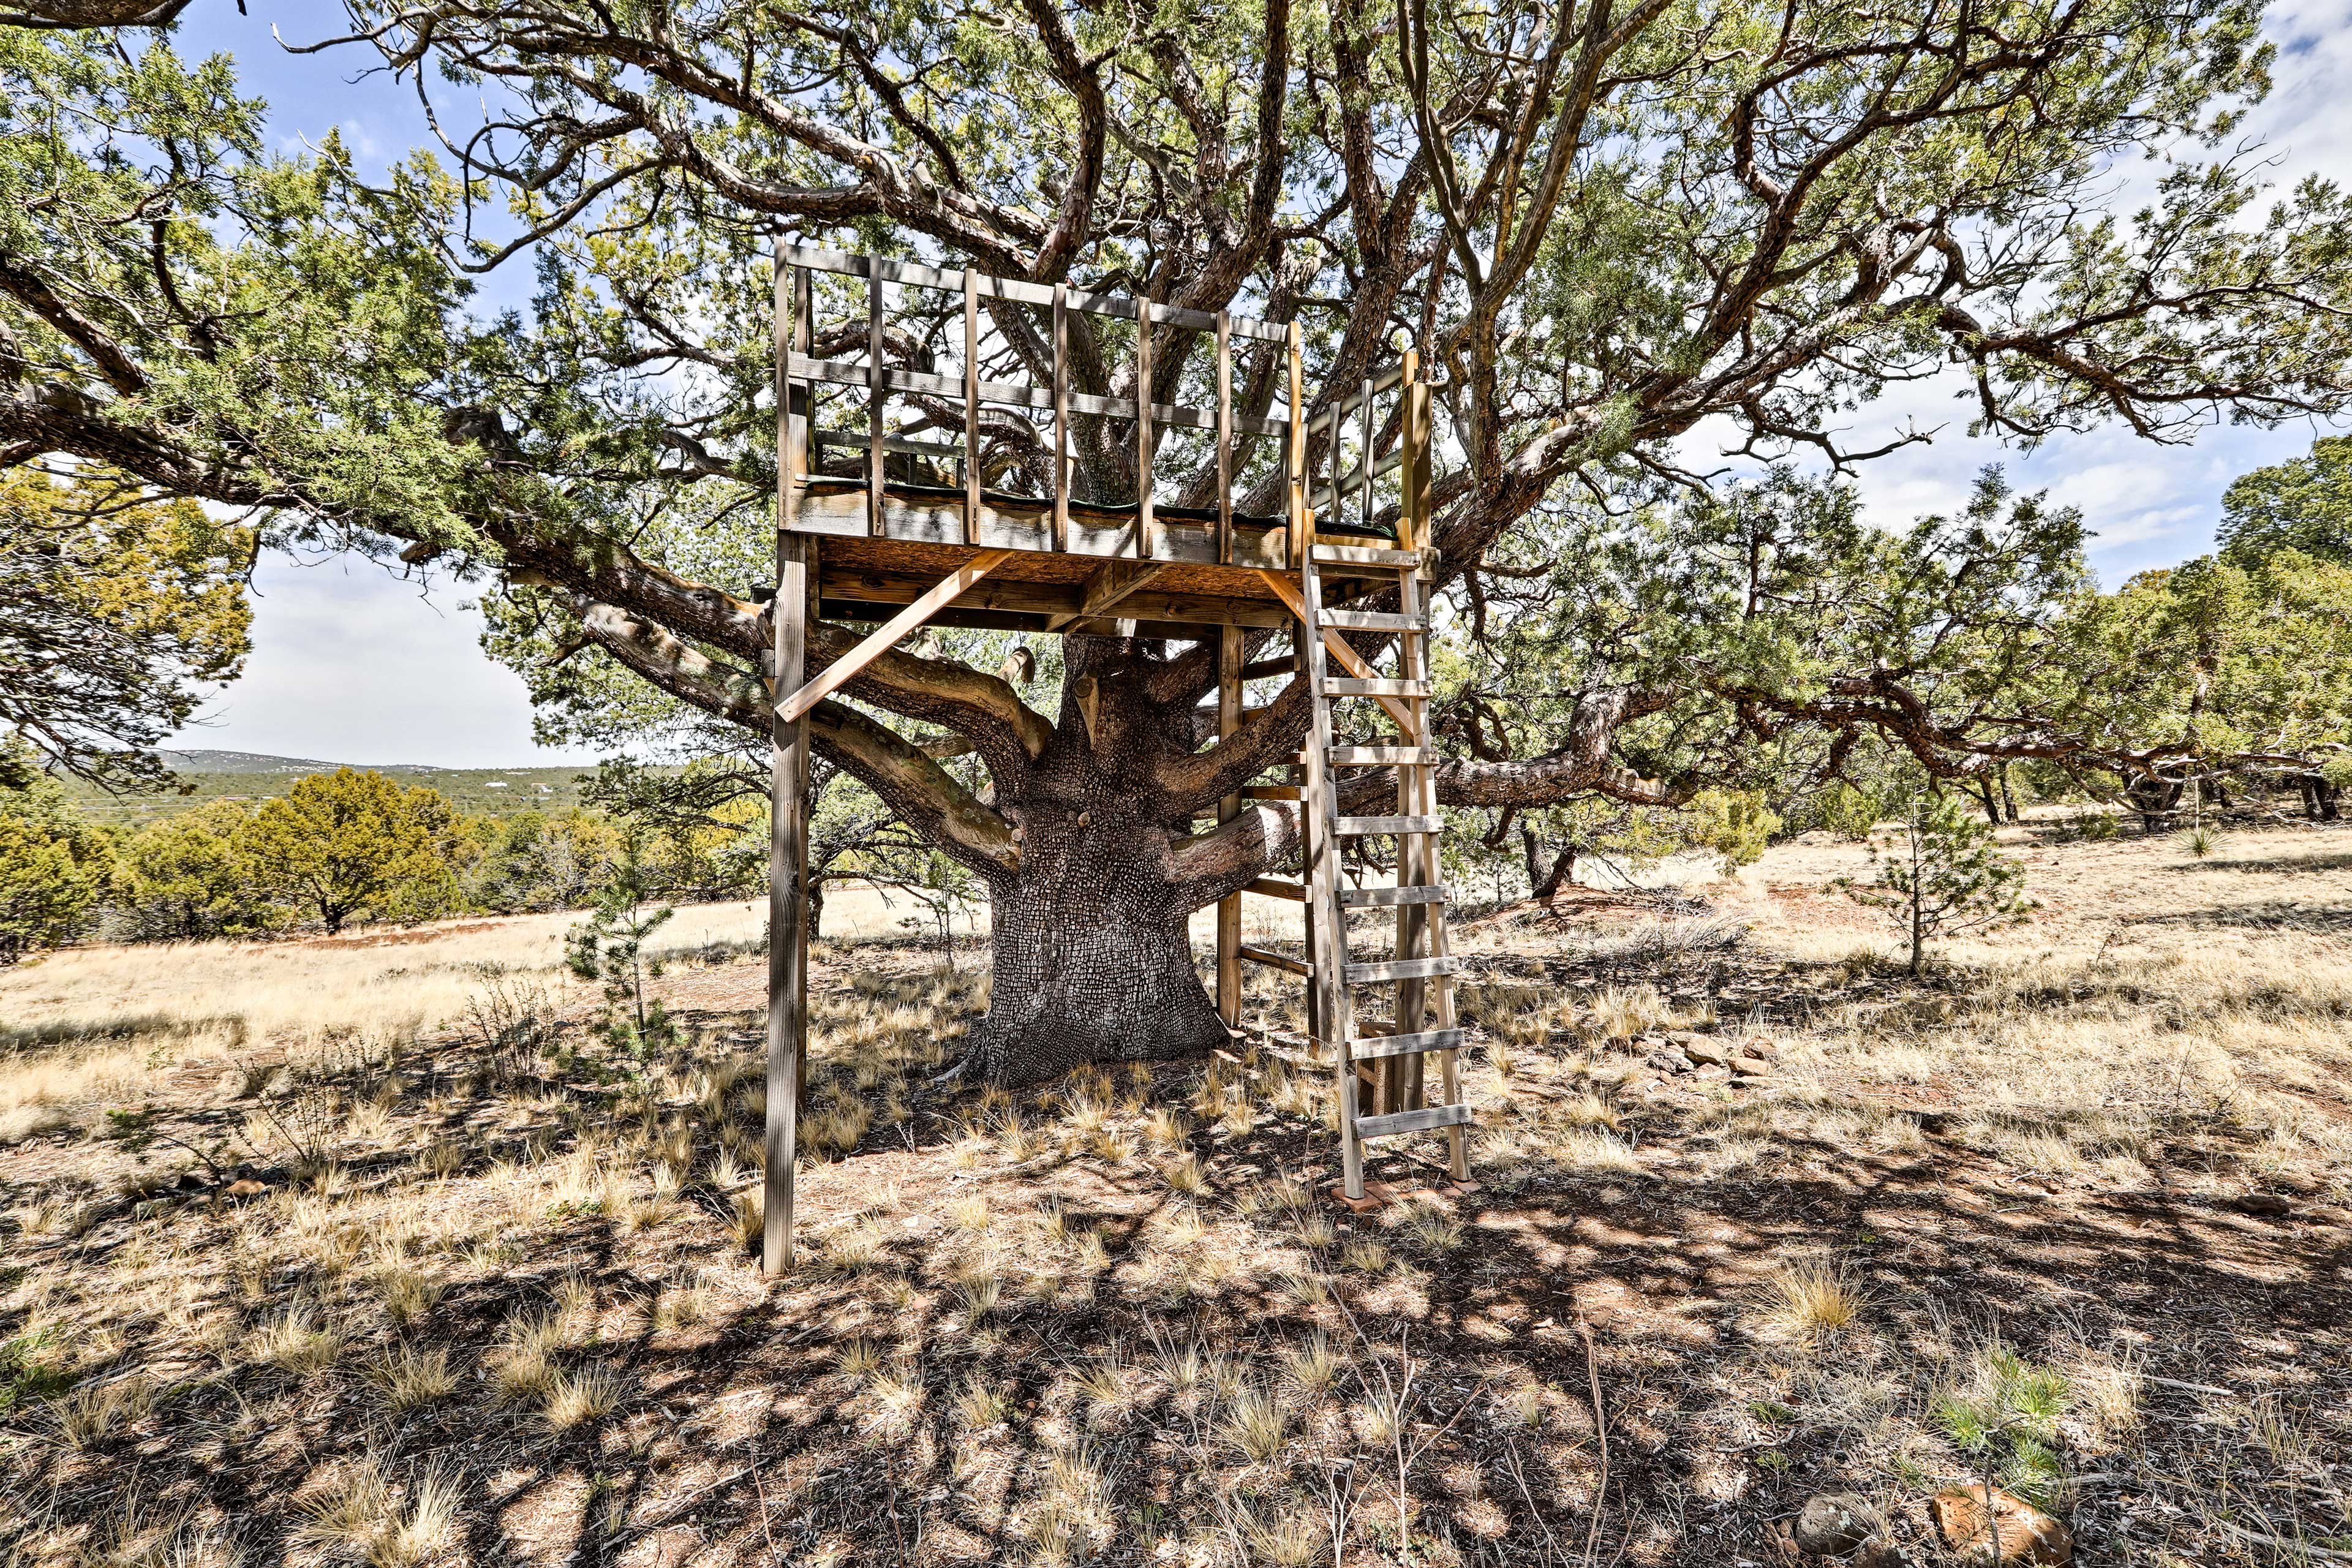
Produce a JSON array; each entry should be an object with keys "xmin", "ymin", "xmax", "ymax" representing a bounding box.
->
[{"xmin": 573, "ymin": 597, "xmax": 1018, "ymax": 873}]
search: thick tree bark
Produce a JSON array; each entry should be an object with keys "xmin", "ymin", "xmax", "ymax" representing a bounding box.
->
[
  {"xmin": 1521, "ymin": 822, "xmax": 1579, "ymax": 908},
  {"xmin": 958, "ymin": 805, "xmax": 1231, "ymax": 1085},
  {"xmin": 2127, "ymin": 775, "xmax": 2182, "ymax": 834}
]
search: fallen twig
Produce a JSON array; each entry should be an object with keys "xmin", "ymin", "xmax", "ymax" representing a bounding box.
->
[
  {"xmin": 2208, "ymin": 1517, "xmax": 2352, "ymax": 1563},
  {"xmin": 1578, "ymin": 1315, "xmax": 1609, "ymax": 1568},
  {"xmin": 601, "ymin": 1465, "xmax": 753, "ymax": 1558}
]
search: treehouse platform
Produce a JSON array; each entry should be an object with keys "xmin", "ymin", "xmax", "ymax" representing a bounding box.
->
[{"xmin": 761, "ymin": 244, "xmax": 1467, "ymax": 1272}]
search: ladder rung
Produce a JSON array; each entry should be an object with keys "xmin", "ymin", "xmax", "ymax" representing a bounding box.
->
[
  {"xmin": 1338, "ymin": 883, "xmax": 1449, "ymax": 907},
  {"xmin": 1324, "ymin": 678, "xmax": 1431, "ymax": 698},
  {"xmin": 1356, "ymin": 1102, "xmax": 1473, "ymax": 1139},
  {"xmin": 1243, "ymin": 785, "xmax": 1301, "ymax": 801},
  {"xmin": 1245, "ymin": 877, "xmax": 1306, "ymax": 902},
  {"xmin": 1313, "ymin": 543, "xmax": 1428, "ymax": 569},
  {"xmin": 1344, "ymin": 956, "xmax": 1462, "ymax": 984},
  {"xmin": 1237, "ymin": 944, "xmax": 1312, "ymax": 976},
  {"xmin": 1349, "ymin": 1028, "xmax": 1465, "ymax": 1061},
  {"xmin": 1329, "ymin": 746, "xmax": 1438, "ymax": 765},
  {"xmin": 1334, "ymin": 814, "xmax": 1441, "ymax": 836},
  {"xmin": 1320, "ymin": 610, "xmax": 1425, "ymax": 632}
]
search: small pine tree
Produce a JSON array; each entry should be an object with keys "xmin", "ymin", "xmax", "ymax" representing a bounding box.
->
[
  {"xmin": 1840, "ymin": 791, "xmax": 2035, "ymax": 974},
  {"xmin": 1685, "ymin": 787, "xmax": 1782, "ymax": 873},
  {"xmin": 565, "ymin": 837, "xmax": 680, "ymax": 1063}
]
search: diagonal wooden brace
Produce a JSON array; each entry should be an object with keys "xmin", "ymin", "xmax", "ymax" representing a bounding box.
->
[
  {"xmin": 777, "ymin": 549, "xmax": 1012, "ymax": 723},
  {"xmin": 1254, "ymin": 570, "xmax": 1419, "ymax": 731},
  {"xmin": 1046, "ymin": 558, "xmax": 1170, "ymax": 632}
]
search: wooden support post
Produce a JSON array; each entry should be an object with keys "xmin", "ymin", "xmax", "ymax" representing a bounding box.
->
[
  {"xmin": 865, "ymin": 259, "xmax": 884, "ymax": 535},
  {"xmin": 1052, "ymin": 284, "xmax": 1070, "ymax": 555},
  {"xmin": 1286, "ymin": 322, "xmax": 1308, "ymax": 565},
  {"xmin": 1359, "ymin": 375, "xmax": 1376, "ymax": 532},
  {"xmin": 1215, "ymin": 312, "xmax": 1233, "ymax": 566},
  {"xmin": 764, "ymin": 531, "xmax": 812, "ymax": 1273},
  {"xmin": 764, "ymin": 243, "xmax": 813, "ymax": 1273},
  {"xmin": 1136, "ymin": 303, "xmax": 1155, "ymax": 560},
  {"xmin": 1398, "ymin": 349, "xmax": 1427, "ymax": 554},
  {"xmin": 1216, "ymin": 625, "xmax": 1243, "ymax": 1028},
  {"xmin": 960, "ymin": 269, "xmax": 980, "ymax": 547}
]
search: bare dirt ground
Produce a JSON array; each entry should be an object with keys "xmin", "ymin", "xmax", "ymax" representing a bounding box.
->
[{"xmin": 2, "ymin": 818, "xmax": 2348, "ymax": 1567}]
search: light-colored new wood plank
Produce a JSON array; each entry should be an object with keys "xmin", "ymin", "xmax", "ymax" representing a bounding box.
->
[
  {"xmin": 1344, "ymin": 955, "xmax": 1461, "ymax": 984},
  {"xmin": 1334, "ymin": 814, "xmax": 1441, "ymax": 836},
  {"xmin": 1357, "ymin": 1102, "xmax": 1473, "ymax": 1139},
  {"xmin": 1320, "ymin": 609, "xmax": 1425, "ymax": 632},
  {"xmin": 1349, "ymin": 1028, "xmax": 1464, "ymax": 1061},
  {"xmin": 1325, "ymin": 677, "xmax": 1432, "ymax": 698},
  {"xmin": 1313, "ymin": 543, "xmax": 1428, "ymax": 568},
  {"xmin": 1329, "ymin": 745, "xmax": 1438, "ymax": 764},
  {"xmin": 1338, "ymin": 883, "xmax": 1449, "ymax": 907}
]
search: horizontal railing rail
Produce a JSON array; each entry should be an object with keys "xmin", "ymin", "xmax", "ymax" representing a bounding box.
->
[{"xmin": 777, "ymin": 243, "xmax": 1293, "ymax": 342}]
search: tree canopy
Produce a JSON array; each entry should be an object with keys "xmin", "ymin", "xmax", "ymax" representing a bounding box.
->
[
  {"xmin": 0, "ymin": 470, "xmax": 251, "ymax": 788},
  {"xmin": 2220, "ymin": 435, "xmax": 2352, "ymax": 567}
]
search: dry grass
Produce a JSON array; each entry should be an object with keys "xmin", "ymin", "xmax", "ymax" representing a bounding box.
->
[
  {"xmin": 296, "ymin": 1457, "xmax": 461, "ymax": 1568},
  {"xmin": 364, "ymin": 1346, "xmax": 457, "ymax": 1412},
  {"xmin": 4, "ymin": 821, "xmax": 2349, "ymax": 1567},
  {"xmin": 541, "ymin": 1363, "xmax": 622, "ymax": 1430},
  {"xmin": 1752, "ymin": 1261, "xmax": 1867, "ymax": 1345}
]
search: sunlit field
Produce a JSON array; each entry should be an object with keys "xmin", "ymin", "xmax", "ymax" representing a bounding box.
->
[{"xmin": 2, "ymin": 819, "xmax": 2347, "ymax": 1566}]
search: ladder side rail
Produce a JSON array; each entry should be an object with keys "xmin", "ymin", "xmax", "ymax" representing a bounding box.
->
[
  {"xmin": 1299, "ymin": 543, "xmax": 1364, "ymax": 1197},
  {"xmin": 1397, "ymin": 489, "xmax": 1468, "ymax": 1182},
  {"xmin": 1390, "ymin": 551, "xmax": 1431, "ymax": 1118}
]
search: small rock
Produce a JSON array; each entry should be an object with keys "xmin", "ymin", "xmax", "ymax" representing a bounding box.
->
[
  {"xmin": 1743, "ymin": 1036, "xmax": 1781, "ymax": 1060},
  {"xmin": 1684, "ymin": 1039, "xmax": 1740, "ymax": 1068},
  {"xmin": 2233, "ymin": 1192, "xmax": 2295, "ymax": 1217},
  {"xmin": 1694, "ymin": 1063, "xmax": 1732, "ymax": 1081},
  {"xmin": 1732, "ymin": 1055, "xmax": 1773, "ymax": 1077},
  {"xmin": 1645, "ymin": 1049, "xmax": 1694, "ymax": 1076},
  {"xmin": 1929, "ymin": 1484, "xmax": 2071, "ymax": 1564},
  {"xmin": 1792, "ymin": 1493, "xmax": 1876, "ymax": 1556},
  {"xmin": 1852, "ymin": 1541, "xmax": 1912, "ymax": 1568},
  {"xmin": 1664, "ymin": 1030, "xmax": 1702, "ymax": 1046},
  {"xmin": 221, "ymin": 1178, "xmax": 268, "ymax": 1200}
]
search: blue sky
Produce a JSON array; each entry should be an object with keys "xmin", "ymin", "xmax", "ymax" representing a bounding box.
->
[{"xmin": 164, "ymin": 1, "xmax": 2352, "ymax": 767}]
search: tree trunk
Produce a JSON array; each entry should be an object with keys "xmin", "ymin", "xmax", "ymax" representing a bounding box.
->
[
  {"xmin": 1998, "ymin": 763, "xmax": 2019, "ymax": 823},
  {"xmin": 1520, "ymin": 823, "xmax": 1578, "ymax": 908},
  {"xmin": 2126, "ymin": 776, "xmax": 2181, "ymax": 834},
  {"xmin": 956, "ymin": 808, "xmax": 1231, "ymax": 1086},
  {"xmin": 2304, "ymin": 775, "xmax": 2342, "ymax": 822}
]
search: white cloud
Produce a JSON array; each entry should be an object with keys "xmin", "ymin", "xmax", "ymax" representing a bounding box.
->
[{"xmin": 170, "ymin": 556, "xmax": 597, "ymax": 769}]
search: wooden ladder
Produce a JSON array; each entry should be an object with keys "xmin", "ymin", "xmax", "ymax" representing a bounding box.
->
[{"xmin": 1295, "ymin": 540, "xmax": 1470, "ymax": 1200}]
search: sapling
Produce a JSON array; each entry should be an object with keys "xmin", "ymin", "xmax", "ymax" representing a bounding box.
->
[
  {"xmin": 1839, "ymin": 791, "xmax": 2035, "ymax": 974},
  {"xmin": 565, "ymin": 837, "xmax": 680, "ymax": 1064}
]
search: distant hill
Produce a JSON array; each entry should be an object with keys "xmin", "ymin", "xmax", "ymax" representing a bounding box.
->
[{"xmin": 61, "ymin": 751, "xmax": 596, "ymax": 826}]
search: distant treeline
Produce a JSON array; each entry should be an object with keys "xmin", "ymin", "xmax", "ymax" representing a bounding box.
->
[{"xmin": 0, "ymin": 762, "xmax": 756, "ymax": 960}]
